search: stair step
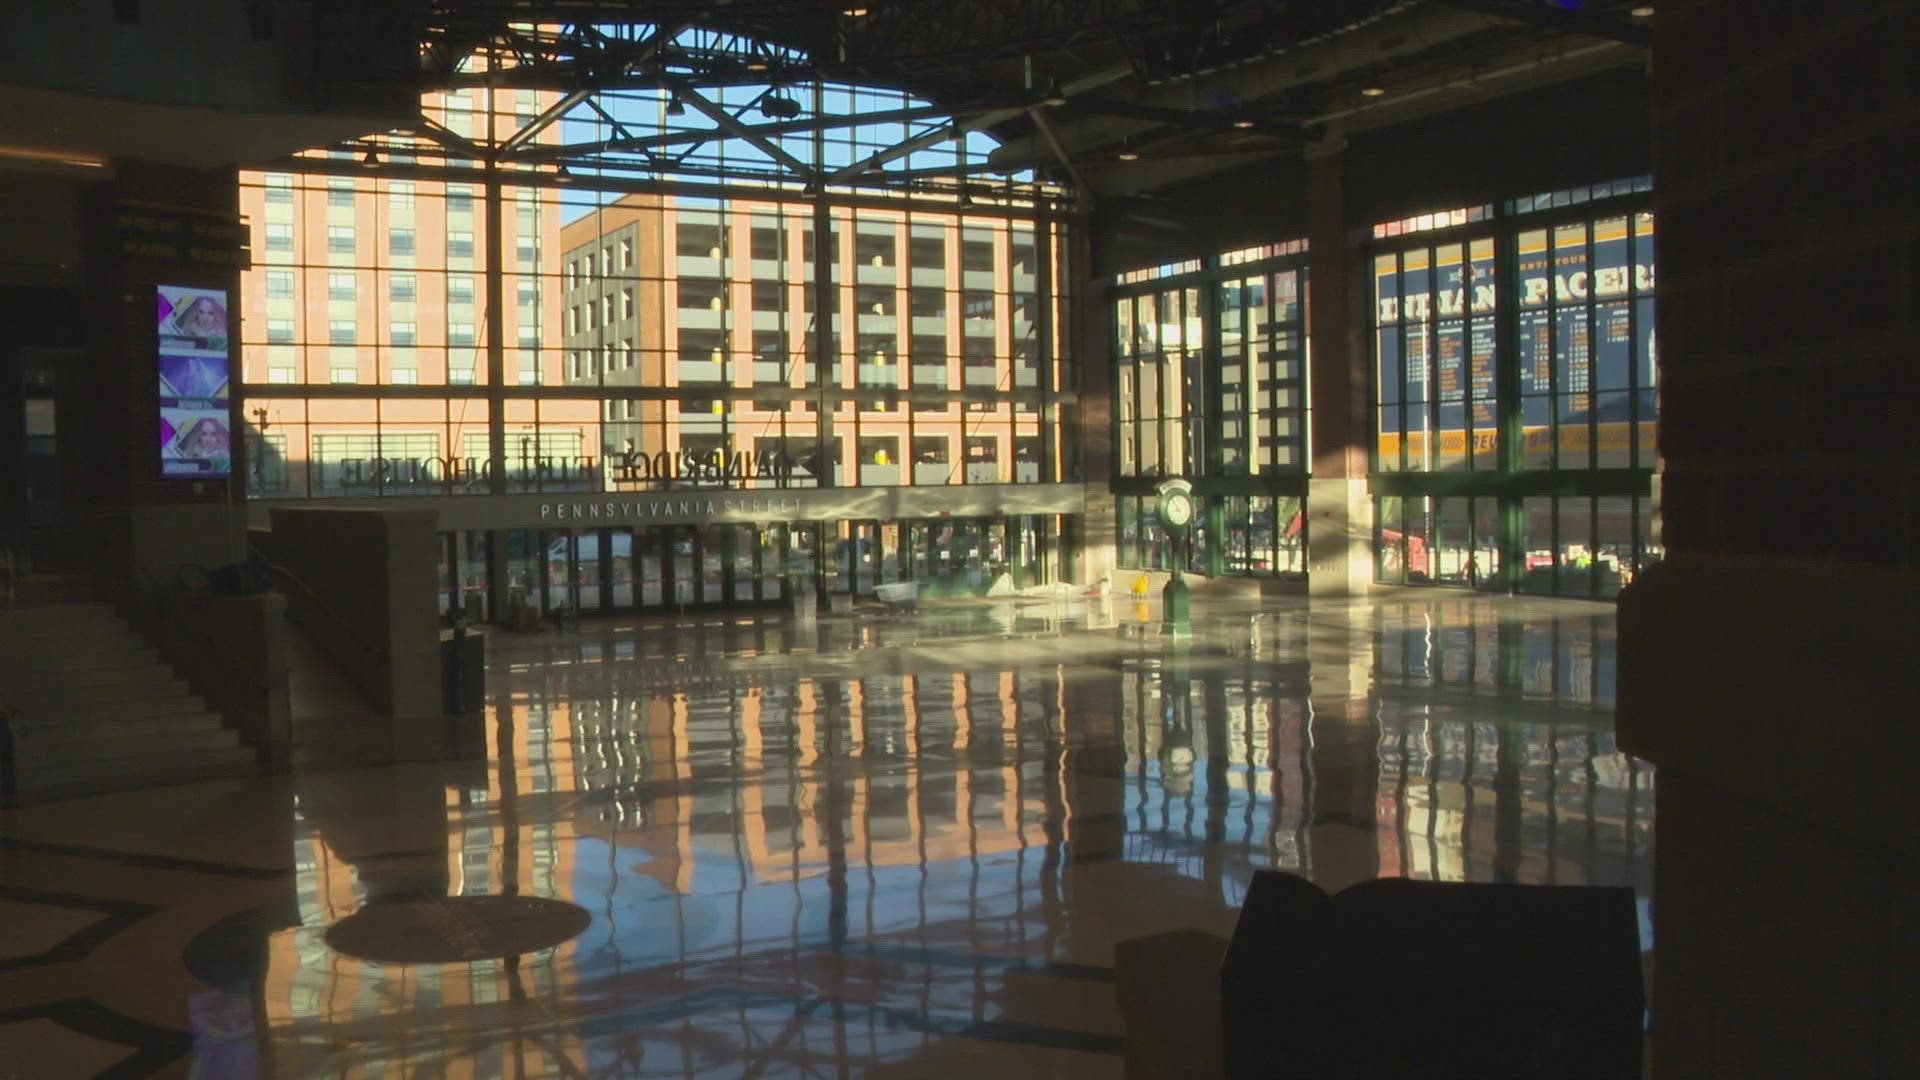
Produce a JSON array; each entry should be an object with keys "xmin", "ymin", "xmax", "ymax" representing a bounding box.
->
[
  {"xmin": 6, "ymin": 663, "xmax": 177, "ymax": 684},
  {"xmin": 17, "ymin": 749, "xmax": 260, "ymax": 798},
  {"xmin": 12, "ymin": 700, "xmax": 213, "ymax": 725},
  {"xmin": 14, "ymin": 712, "xmax": 231, "ymax": 743},
  {"xmin": 7, "ymin": 684, "xmax": 199, "ymax": 711},
  {"xmin": 18, "ymin": 725, "xmax": 242, "ymax": 763}
]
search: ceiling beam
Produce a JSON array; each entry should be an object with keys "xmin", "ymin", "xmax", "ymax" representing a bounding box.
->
[{"xmin": 1432, "ymin": 0, "xmax": 1651, "ymax": 46}]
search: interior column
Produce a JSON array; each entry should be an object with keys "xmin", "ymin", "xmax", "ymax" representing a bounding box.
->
[{"xmin": 1304, "ymin": 145, "xmax": 1373, "ymax": 597}]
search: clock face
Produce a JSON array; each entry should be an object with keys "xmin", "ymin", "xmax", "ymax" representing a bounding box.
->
[{"xmin": 1163, "ymin": 494, "xmax": 1193, "ymax": 528}]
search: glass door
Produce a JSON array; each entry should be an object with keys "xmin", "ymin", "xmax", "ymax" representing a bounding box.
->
[
  {"xmin": 575, "ymin": 531, "xmax": 603, "ymax": 612},
  {"xmin": 610, "ymin": 529, "xmax": 635, "ymax": 608},
  {"xmin": 758, "ymin": 525, "xmax": 784, "ymax": 601},
  {"xmin": 545, "ymin": 531, "xmax": 572, "ymax": 611},
  {"xmin": 728, "ymin": 525, "xmax": 757, "ymax": 604},
  {"xmin": 849, "ymin": 521, "xmax": 879, "ymax": 594},
  {"xmin": 670, "ymin": 526, "xmax": 697, "ymax": 606},
  {"xmin": 637, "ymin": 527, "xmax": 665, "ymax": 607},
  {"xmin": 699, "ymin": 526, "xmax": 725, "ymax": 605}
]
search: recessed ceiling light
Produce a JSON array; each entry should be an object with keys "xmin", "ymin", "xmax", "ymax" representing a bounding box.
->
[
  {"xmin": 1232, "ymin": 116, "xmax": 1255, "ymax": 129},
  {"xmin": 1361, "ymin": 85, "xmax": 1387, "ymax": 97},
  {"xmin": 1630, "ymin": 5, "xmax": 1655, "ymax": 16}
]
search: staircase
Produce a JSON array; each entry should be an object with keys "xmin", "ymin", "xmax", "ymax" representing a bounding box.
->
[{"xmin": 1, "ymin": 596, "xmax": 260, "ymax": 801}]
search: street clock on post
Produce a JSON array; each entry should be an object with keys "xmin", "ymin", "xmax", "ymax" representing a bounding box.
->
[{"xmin": 1153, "ymin": 478, "xmax": 1194, "ymax": 632}]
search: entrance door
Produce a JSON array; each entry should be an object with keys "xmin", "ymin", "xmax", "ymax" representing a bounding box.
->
[
  {"xmin": 610, "ymin": 530, "xmax": 634, "ymax": 608},
  {"xmin": 637, "ymin": 528, "xmax": 664, "ymax": 607},
  {"xmin": 758, "ymin": 525, "xmax": 784, "ymax": 602},
  {"xmin": 669, "ymin": 527, "xmax": 697, "ymax": 607},
  {"xmin": 726, "ymin": 525, "xmax": 757, "ymax": 604},
  {"xmin": 575, "ymin": 532, "xmax": 603, "ymax": 612},
  {"xmin": 847, "ymin": 521, "xmax": 880, "ymax": 595}
]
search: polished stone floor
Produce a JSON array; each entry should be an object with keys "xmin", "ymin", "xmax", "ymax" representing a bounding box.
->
[{"xmin": 0, "ymin": 592, "xmax": 1652, "ymax": 1077}]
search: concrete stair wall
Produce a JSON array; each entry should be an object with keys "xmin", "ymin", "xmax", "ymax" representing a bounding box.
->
[{"xmin": 1, "ymin": 599, "xmax": 259, "ymax": 800}]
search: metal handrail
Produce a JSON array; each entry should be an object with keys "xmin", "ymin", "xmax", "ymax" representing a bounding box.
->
[{"xmin": 245, "ymin": 542, "xmax": 388, "ymax": 664}]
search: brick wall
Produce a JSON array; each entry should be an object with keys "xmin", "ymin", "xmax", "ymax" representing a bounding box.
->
[{"xmin": 1653, "ymin": 0, "xmax": 1919, "ymax": 566}]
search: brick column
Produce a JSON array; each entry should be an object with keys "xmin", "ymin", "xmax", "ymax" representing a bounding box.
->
[
  {"xmin": 1618, "ymin": 3, "xmax": 1920, "ymax": 1075},
  {"xmin": 1305, "ymin": 146, "xmax": 1373, "ymax": 597}
]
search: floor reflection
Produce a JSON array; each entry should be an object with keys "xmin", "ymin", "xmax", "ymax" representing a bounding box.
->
[{"xmin": 257, "ymin": 595, "xmax": 1650, "ymax": 1077}]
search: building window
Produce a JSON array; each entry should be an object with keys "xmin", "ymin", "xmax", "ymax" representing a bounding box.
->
[
  {"xmin": 331, "ymin": 366, "xmax": 357, "ymax": 384},
  {"xmin": 517, "ymin": 325, "xmax": 538, "ymax": 347},
  {"xmin": 329, "ymin": 320, "xmax": 355, "ymax": 345},
  {"xmin": 567, "ymin": 307, "xmax": 579, "ymax": 334},
  {"xmin": 266, "ymin": 224, "xmax": 293, "ymax": 252},
  {"xmin": 449, "ymin": 368, "xmax": 476, "ymax": 385},
  {"xmin": 390, "ymin": 368, "xmax": 418, "ymax": 385},
  {"xmin": 388, "ymin": 180, "xmax": 413, "ymax": 207},
  {"xmin": 619, "ymin": 237, "xmax": 633, "ymax": 268},
  {"xmin": 327, "ymin": 226, "xmax": 354, "ymax": 254},
  {"xmin": 602, "ymin": 295, "xmax": 615, "ymax": 324},
  {"xmin": 390, "ymin": 321, "xmax": 417, "ymax": 346},
  {"xmin": 267, "ymin": 367, "xmax": 295, "ymax": 384},
  {"xmin": 328, "ymin": 272, "xmax": 355, "ymax": 301},
  {"xmin": 518, "ymin": 280, "xmax": 539, "ymax": 306},
  {"xmin": 447, "ymin": 185, "xmax": 474, "ymax": 212},
  {"xmin": 266, "ymin": 271, "xmax": 293, "ymax": 299},
  {"xmin": 448, "ymin": 322, "xmax": 475, "ymax": 346},
  {"xmin": 267, "ymin": 319, "xmax": 294, "ymax": 344},
  {"xmin": 327, "ymin": 178, "xmax": 355, "ymax": 207},
  {"xmin": 390, "ymin": 274, "xmax": 416, "ymax": 303},
  {"xmin": 264, "ymin": 174, "xmax": 293, "ymax": 202},
  {"xmin": 390, "ymin": 228, "xmax": 414, "ymax": 255},
  {"xmin": 448, "ymin": 231, "xmax": 475, "ymax": 259}
]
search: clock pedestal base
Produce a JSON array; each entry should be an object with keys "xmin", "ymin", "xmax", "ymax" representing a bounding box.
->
[{"xmin": 1161, "ymin": 577, "xmax": 1190, "ymax": 635}]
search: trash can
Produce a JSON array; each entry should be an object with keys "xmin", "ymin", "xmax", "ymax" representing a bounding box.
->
[{"xmin": 441, "ymin": 627, "xmax": 485, "ymax": 714}]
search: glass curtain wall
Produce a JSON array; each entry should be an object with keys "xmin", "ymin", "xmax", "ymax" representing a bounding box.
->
[
  {"xmin": 1111, "ymin": 241, "xmax": 1310, "ymax": 577},
  {"xmin": 236, "ymin": 28, "xmax": 1071, "ymax": 512},
  {"xmin": 1370, "ymin": 179, "xmax": 1660, "ymax": 598}
]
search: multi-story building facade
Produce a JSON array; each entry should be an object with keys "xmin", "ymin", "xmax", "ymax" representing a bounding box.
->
[{"xmin": 236, "ymin": 72, "xmax": 1083, "ymax": 621}]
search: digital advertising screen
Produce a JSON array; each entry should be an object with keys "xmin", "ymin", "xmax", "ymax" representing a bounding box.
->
[{"xmin": 157, "ymin": 284, "xmax": 232, "ymax": 478}]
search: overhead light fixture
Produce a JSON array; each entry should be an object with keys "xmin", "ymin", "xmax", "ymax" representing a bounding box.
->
[
  {"xmin": 956, "ymin": 185, "xmax": 974, "ymax": 208},
  {"xmin": 1361, "ymin": 85, "xmax": 1387, "ymax": 97},
  {"xmin": 1041, "ymin": 76, "xmax": 1067, "ymax": 108},
  {"xmin": 1117, "ymin": 139, "xmax": 1139, "ymax": 162},
  {"xmin": 0, "ymin": 144, "xmax": 107, "ymax": 169},
  {"xmin": 745, "ymin": 58, "xmax": 770, "ymax": 73},
  {"xmin": 1232, "ymin": 115, "xmax": 1255, "ymax": 130},
  {"xmin": 760, "ymin": 94, "xmax": 803, "ymax": 119},
  {"xmin": 554, "ymin": 164, "xmax": 574, "ymax": 184},
  {"xmin": 843, "ymin": 5, "xmax": 869, "ymax": 15},
  {"xmin": 1630, "ymin": 4, "xmax": 1655, "ymax": 15},
  {"xmin": 361, "ymin": 146, "xmax": 380, "ymax": 166},
  {"xmin": 665, "ymin": 94, "xmax": 685, "ymax": 117}
]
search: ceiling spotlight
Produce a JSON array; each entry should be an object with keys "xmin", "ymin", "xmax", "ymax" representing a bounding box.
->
[
  {"xmin": 843, "ymin": 5, "xmax": 869, "ymax": 15},
  {"xmin": 554, "ymin": 164, "xmax": 574, "ymax": 184},
  {"xmin": 665, "ymin": 94, "xmax": 685, "ymax": 117},
  {"xmin": 745, "ymin": 58, "xmax": 770, "ymax": 73},
  {"xmin": 1041, "ymin": 76, "xmax": 1067, "ymax": 108},
  {"xmin": 1117, "ymin": 141, "xmax": 1140, "ymax": 162},
  {"xmin": 1231, "ymin": 116, "xmax": 1255, "ymax": 130},
  {"xmin": 1630, "ymin": 4, "xmax": 1655, "ymax": 15},
  {"xmin": 1361, "ymin": 85, "xmax": 1387, "ymax": 97}
]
